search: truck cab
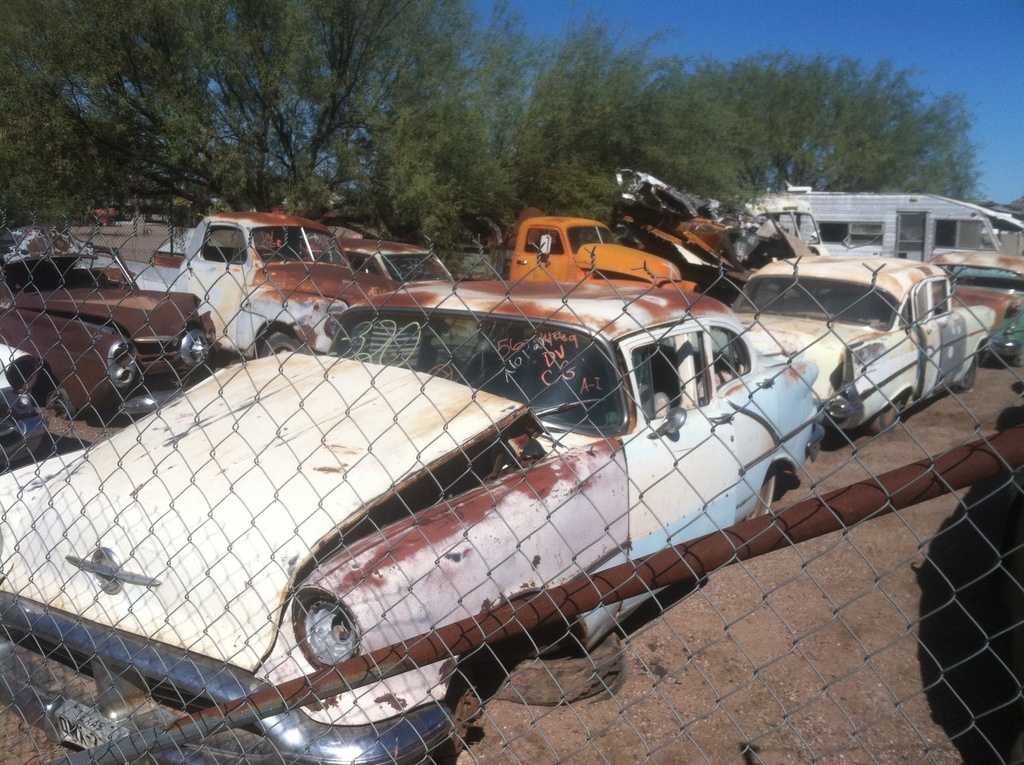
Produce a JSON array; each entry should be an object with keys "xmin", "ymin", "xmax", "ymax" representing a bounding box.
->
[
  {"xmin": 508, "ymin": 216, "xmax": 692, "ymax": 289},
  {"xmin": 134, "ymin": 212, "xmax": 396, "ymax": 357}
]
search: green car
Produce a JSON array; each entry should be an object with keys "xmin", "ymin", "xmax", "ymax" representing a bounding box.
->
[{"xmin": 931, "ymin": 252, "xmax": 1024, "ymax": 367}]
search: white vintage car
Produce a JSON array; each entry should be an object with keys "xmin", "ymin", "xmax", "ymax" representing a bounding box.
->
[
  {"xmin": 733, "ymin": 256, "xmax": 993, "ymax": 433},
  {"xmin": 0, "ymin": 282, "xmax": 822, "ymax": 764}
]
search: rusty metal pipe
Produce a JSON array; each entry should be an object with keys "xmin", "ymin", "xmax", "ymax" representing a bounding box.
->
[{"xmin": 57, "ymin": 424, "xmax": 1024, "ymax": 765}]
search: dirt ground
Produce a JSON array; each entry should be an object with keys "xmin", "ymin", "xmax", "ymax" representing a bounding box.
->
[
  {"xmin": 3, "ymin": 266, "xmax": 1023, "ymax": 764},
  {"xmin": 458, "ymin": 365, "xmax": 1024, "ymax": 765}
]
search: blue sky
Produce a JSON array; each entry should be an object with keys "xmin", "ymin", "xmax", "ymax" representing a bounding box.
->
[{"xmin": 475, "ymin": 0, "xmax": 1024, "ymax": 204}]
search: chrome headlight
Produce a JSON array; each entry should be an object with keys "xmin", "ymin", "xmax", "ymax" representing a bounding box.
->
[
  {"xmin": 107, "ymin": 338, "xmax": 140, "ymax": 389},
  {"xmin": 324, "ymin": 309, "xmax": 347, "ymax": 340},
  {"xmin": 180, "ymin": 328, "xmax": 212, "ymax": 367},
  {"xmin": 292, "ymin": 588, "xmax": 359, "ymax": 667}
]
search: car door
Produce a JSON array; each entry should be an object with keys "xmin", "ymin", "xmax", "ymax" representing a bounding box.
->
[
  {"xmin": 184, "ymin": 224, "xmax": 255, "ymax": 348},
  {"xmin": 619, "ymin": 323, "xmax": 743, "ymax": 561},
  {"xmin": 911, "ymin": 278, "xmax": 967, "ymax": 395}
]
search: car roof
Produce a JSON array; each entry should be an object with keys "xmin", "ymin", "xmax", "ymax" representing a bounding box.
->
[
  {"xmin": 207, "ymin": 211, "xmax": 332, "ymax": 234},
  {"xmin": 930, "ymin": 251, "xmax": 1024, "ymax": 273},
  {"xmin": 357, "ymin": 280, "xmax": 735, "ymax": 341},
  {"xmin": 337, "ymin": 237, "xmax": 430, "ymax": 256},
  {"xmin": 751, "ymin": 256, "xmax": 945, "ymax": 296}
]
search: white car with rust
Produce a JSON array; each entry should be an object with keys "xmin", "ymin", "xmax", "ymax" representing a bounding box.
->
[
  {"xmin": 733, "ymin": 256, "xmax": 993, "ymax": 433},
  {"xmin": 0, "ymin": 282, "xmax": 822, "ymax": 764}
]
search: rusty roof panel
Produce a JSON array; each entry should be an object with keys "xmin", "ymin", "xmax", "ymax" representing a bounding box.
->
[
  {"xmin": 930, "ymin": 251, "xmax": 1024, "ymax": 273},
  {"xmin": 753, "ymin": 256, "xmax": 945, "ymax": 297},
  {"xmin": 365, "ymin": 281, "xmax": 732, "ymax": 339}
]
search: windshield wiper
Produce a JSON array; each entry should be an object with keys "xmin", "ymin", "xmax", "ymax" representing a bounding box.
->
[{"xmin": 532, "ymin": 399, "xmax": 602, "ymax": 418}]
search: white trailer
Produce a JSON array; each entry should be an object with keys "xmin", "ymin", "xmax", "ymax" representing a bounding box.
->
[{"xmin": 792, "ymin": 190, "xmax": 1024, "ymax": 261}]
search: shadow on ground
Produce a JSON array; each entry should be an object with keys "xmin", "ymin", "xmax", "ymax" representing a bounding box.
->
[{"xmin": 917, "ymin": 477, "xmax": 1022, "ymax": 763}]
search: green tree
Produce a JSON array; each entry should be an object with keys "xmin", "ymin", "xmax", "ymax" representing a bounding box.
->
[
  {"xmin": 507, "ymin": 22, "xmax": 669, "ymax": 219},
  {"xmin": 0, "ymin": 0, "xmax": 468, "ymax": 219},
  {"xmin": 680, "ymin": 54, "xmax": 978, "ymax": 198},
  {"xmin": 0, "ymin": 3, "xmax": 982, "ymax": 236}
]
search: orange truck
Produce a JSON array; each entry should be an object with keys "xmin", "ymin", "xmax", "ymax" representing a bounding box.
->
[{"xmin": 508, "ymin": 215, "xmax": 695, "ymax": 290}]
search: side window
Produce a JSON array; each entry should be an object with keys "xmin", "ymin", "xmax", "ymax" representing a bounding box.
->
[
  {"xmin": 202, "ymin": 227, "xmax": 247, "ymax": 264},
  {"xmin": 630, "ymin": 331, "xmax": 709, "ymax": 419},
  {"xmin": 820, "ymin": 221, "xmax": 884, "ymax": 247},
  {"xmin": 930, "ymin": 279, "xmax": 950, "ymax": 315},
  {"xmin": 911, "ymin": 283, "xmax": 931, "ymax": 323},
  {"xmin": 911, "ymin": 279, "xmax": 950, "ymax": 321},
  {"xmin": 525, "ymin": 228, "xmax": 565, "ymax": 256},
  {"xmin": 709, "ymin": 327, "xmax": 751, "ymax": 386}
]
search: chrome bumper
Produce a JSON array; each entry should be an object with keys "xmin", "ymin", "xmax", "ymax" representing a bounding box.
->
[
  {"xmin": 825, "ymin": 385, "xmax": 866, "ymax": 429},
  {"xmin": 0, "ymin": 594, "xmax": 452, "ymax": 764},
  {"xmin": 988, "ymin": 337, "xmax": 1023, "ymax": 359}
]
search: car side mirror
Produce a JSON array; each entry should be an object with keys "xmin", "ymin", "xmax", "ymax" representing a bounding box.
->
[{"xmin": 650, "ymin": 406, "xmax": 687, "ymax": 438}]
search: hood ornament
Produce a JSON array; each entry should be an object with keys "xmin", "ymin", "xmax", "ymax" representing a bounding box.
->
[{"xmin": 66, "ymin": 547, "xmax": 161, "ymax": 594}]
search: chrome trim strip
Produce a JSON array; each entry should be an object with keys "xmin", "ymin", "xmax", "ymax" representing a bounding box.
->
[{"xmin": 65, "ymin": 555, "xmax": 162, "ymax": 589}]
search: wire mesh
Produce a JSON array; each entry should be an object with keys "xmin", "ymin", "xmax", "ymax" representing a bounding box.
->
[{"xmin": 0, "ymin": 217, "xmax": 1020, "ymax": 765}]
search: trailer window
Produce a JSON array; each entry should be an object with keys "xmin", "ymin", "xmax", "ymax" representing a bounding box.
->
[
  {"xmin": 820, "ymin": 222, "xmax": 884, "ymax": 247},
  {"xmin": 934, "ymin": 219, "xmax": 994, "ymax": 250}
]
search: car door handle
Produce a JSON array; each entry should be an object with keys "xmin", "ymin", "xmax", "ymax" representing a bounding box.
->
[{"xmin": 709, "ymin": 413, "xmax": 733, "ymax": 425}]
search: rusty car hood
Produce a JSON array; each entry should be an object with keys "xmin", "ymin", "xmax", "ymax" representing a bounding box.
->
[
  {"xmin": 0, "ymin": 354, "xmax": 527, "ymax": 669},
  {"xmin": 260, "ymin": 261, "xmax": 395, "ymax": 302},
  {"xmin": 13, "ymin": 288, "xmax": 202, "ymax": 337}
]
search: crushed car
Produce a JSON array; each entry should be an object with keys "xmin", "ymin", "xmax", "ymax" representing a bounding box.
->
[
  {"xmin": 733, "ymin": 256, "xmax": 993, "ymax": 433},
  {"xmin": 930, "ymin": 251, "xmax": 1024, "ymax": 367},
  {"xmin": 0, "ymin": 225, "xmax": 217, "ymax": 418},
  {"xmin": 0, "ymin": 281, "xmax": 823, "ymax": 763},
  {"xmin": 613, "ymin": 169, "xmax": 823, "ymax": 300}
]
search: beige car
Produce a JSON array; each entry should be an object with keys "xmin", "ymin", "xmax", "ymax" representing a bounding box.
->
[
  {"xmin": 734, "ymin": 256, "xmax": 993, "ymax": 433},
  {"xmin": 930, "ymin": 251, "xmax": 1024, "ymax": 367}
]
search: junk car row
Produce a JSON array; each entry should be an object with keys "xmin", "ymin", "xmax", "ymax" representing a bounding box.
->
[{"xmin": 0, "ymin": 207, "xmax": 1020, "ymax": 764}]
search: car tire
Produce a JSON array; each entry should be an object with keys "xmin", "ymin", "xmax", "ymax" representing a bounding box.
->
[
  {"xmin": 258, "ymin": 331, "xmax": 303, "ymax": 357},
  {"xmin": 951, "ymin": 353, "xmax": 978, "ymax": 393},
  {"xmin": 45, "ymin": 387, "xmax": 75, "ymax": 420},
  {"xmin": 868, "ymin": 391, "xmax": 908, "ymax": 436},
  {"xmin": 752, "ymin": 466, "xmax": 778, "ymax": 517},
  {"xmin": 431, "ymin": 666, "xmax": 485, "ymax": 765}
]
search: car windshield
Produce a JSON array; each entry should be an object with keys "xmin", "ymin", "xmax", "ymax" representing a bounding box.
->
[
  {"xmin": 329, "ymin": 309, "xmax": 626, "ymax": 434},
  {"xmin": 942, "ymin": 265, "xmax": 1024, "ymax": 292},
  {"xmin": 381, "ymin": 252, "xmax": 453, "ymax": 282},
  {"xmin": 735, "ymin": 275, "xmax": 901, "ymax": 330},
  {"xmin": 567, "ymin": 225, "xmax": 614, "ymax": 253},
  {"xmin": 253, "ymin": 226, "xmax": 346, "ymax": 264}
]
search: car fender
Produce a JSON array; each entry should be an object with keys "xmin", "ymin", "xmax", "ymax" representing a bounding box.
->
[{"xmin": 261, "ymin": 439, "xmax": 628, "ymax": 727}]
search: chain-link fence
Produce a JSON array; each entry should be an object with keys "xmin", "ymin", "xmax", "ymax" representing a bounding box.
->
[{"xmin": 0, "ymin": 219, "xmax": 1021, "ymax": 765}]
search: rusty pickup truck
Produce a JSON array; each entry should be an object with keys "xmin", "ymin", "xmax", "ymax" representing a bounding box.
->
[
  {"xmin": 0, "ymin": 281, "xmax": 822, "ymax": 763},
  {"xmin": 132, "ymin": 212, "xmax": 396, "ymax": 357},
  {"xmin": 734, "ymin": 256, "xmax": 993, "ymax": 433}
]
